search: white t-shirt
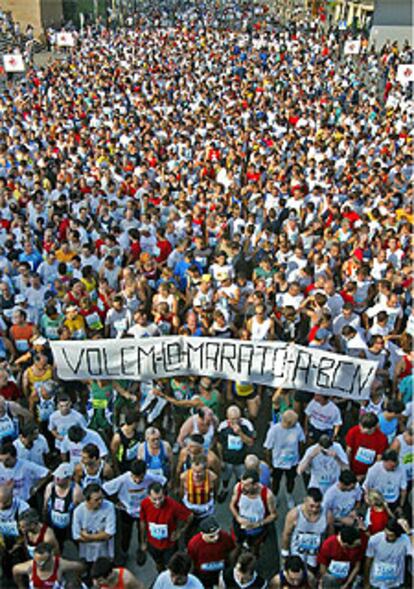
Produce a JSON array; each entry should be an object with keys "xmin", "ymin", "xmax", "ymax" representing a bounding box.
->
[
  {"xmin": 0, "ymin": 458, "xmax": 49, "ymax": 501},
  {"xmin": 153, "ymin": 571, "xmax": 204, "ymax": 589},
  {"xmin": 13, "ymin": 434, "xmax": 49, "ymax": 466},
  {"xmin": 48, "ymin": 410, "xmax": 87, "ymax": 451},
  {"xmin": 72, "ymin": 500, "xmax": 116, "ymax": 562},
  {"xmin": 103, "ymin": 472, "xmax": 166, "ymax": 516},
  {"xmin": 322, "ymin": 482, "xmax": 362, "ymax": 519},
  {"xmin": 363, "ymin": 462, "xmax": 407, "ymax": 504},
  {"xmin": 299, "ymin": 442, "xmax": 349, "ymax": 494},
  {"xmin": 60, "ymin": 428, "xmax": 108, "ymax": 464},
  {"xmin": 305, "ymin": 400, "xmax": 342, "ymax": 431},
  {"xmin": 264, "ymin": 422, "xmax": 305, "ymax": 468},
  {"xmin": 367, "ymin": 531, "xmax": 411, "ymax": 588}
]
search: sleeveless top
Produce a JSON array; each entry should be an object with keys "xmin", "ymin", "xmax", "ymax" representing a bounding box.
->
[
  {"xmin": 192, "ymin": 415, "xmax": 215, "ymax": 451},
  {"xmin": 290, "ymin": 504, "xmax": 327, "ymax": 567},
  {"xmin": 36, "ymin": 391, "xmax": 56, "ymax": 423},
  {"xmin": 143, "ymin": 441, "xmax": 169, "ymax": 478},
  {"xmin": 26, "ymin": 366, "xmax": 53, "ymax": 391},
  {"xmin": 116, "ymin": 428, "xmax": 140, "ymax": 472},
  {"xmin": 47, "ymin": 483, "xmax": 75, "ymax": 530},
  {"xmin": 235, "ymin": 483, "xmax": 268, "ymax": 536},
  {"xmin": 26, "ymin": 523, "xmax": 48, "ymax": 558},
  {"xmin": 251, "ymin": 317, "xmax": 271, "ymax": 341},
  {"xmin": 100, "ymin": 568, "xmax": 125, "ymax": 589},
  {"xmin": 30, "ymin": 556, "xmax": 61, "ymax": 589},
  {"xmin": 183, "ymin": 469, "xmax": 214, "ymax": 516},
  {"xmin": 0, "ymin": 402, "xmax": 18, "ymax": 442},
  {"xmin": 80, "ymin": 461, "xmax": 104, "ymax": 489}
]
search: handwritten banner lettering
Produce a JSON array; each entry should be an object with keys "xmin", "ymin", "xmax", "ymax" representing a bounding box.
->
[{"xmin": 50, "ymin": 337, "xmax": 377, "ymax": 400}]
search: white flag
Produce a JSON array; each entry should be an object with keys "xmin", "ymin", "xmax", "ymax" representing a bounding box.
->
[
  {"xmin": 3, "ymin": 53, "xmax": 25, "ymax": 73},
  {"xmin": 397, "ymin": 64, "xmax": 414, "ymax": 84},
  {"xmin": 56, "ymin": 32, "xmax": 75, "ymax": 47},
  {"xmin": 344, "ymin": 40, "xmax": 361, "ymax": 55}
]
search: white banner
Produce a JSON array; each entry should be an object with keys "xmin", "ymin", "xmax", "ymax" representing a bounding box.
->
[
  {"xmin": 344, "ymin": 40, "xmax": 361, "ymax": 55},
  {"xmin": 51, "ymin": 337, "xmax": 377, "ymax": 400},
  {"xmin": 397, "ymin": 64, "xmax": 414, "ymax": 85},
  {"xmin": 56, "ymin": 32, "xmax": 75, "ymax": 47},
  {"xmin": 3, "ymin": 53, "xmax": 25, "ymax": 73}
]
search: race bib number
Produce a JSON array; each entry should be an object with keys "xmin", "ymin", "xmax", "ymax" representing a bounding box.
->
[
  {"xmin": 298, "ymin": 532, "xmax": 320, "ymax": 553},
  {"xmin": 318, "ymin": 472, "xmax": 334, "ymax": 489},
  {"xmin": 355, "ymin": 446, "xmax": 376, "ymax": 465},
  {"xmin": 51, "ymin": 510, "xmax": 70, "ymax": 528},
  {"xmin": 86, "ymin": 312, "xmax": 103, "ymax": 330},
  {"xmin": 200, "ymin": 560, "xmax": 225, "ymax": 572},
  {"xmin": 227, "ymin": 434, "xmax": 243, "ymax": 451},
  {"xmin": 372, "ymin": 562, "xmax": 398, "ymax": 583},
  {"xmin": 114, "ymin": 319, "xmax": 127, "ymax": 333},
  {"xmin": 279, "ymin": 451, "xmax": 295, "ymax": 466},
  {"xmin": 15, "ymin": 339, "xmax": 29, "ymax": 352},
  {"xmin": 328, "ymin": 560, "xmax": 350, "ymax": 579},
  {"xmin": 149, "ymin": 522, "xmax": 168, "ymax": 540}
]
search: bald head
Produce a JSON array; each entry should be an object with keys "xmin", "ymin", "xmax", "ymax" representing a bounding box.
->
[
  {"xmin": 244, "ymin": 454, "xmax": 259, "ymax": 471},
  {"xmin": 226, "ymin": 405, "xmax": 241, "ymax": 420}
]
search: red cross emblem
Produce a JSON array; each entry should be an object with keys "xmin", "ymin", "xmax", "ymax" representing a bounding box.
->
[{"xmin": 403, "ymin": 67, "xmax": 412, "ymax": 77}]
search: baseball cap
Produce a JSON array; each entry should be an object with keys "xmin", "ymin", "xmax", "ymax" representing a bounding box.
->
[
  {"xmin": 33, "ymin": 337, "xmax": 47, "ymax": 346},
  {"xmin": 200, "ymin": 516, "xmax": 220, "ymax": 534},
  {"xmin": 15, "ymin": 294, "xmax": 27, "ymax": 304},
  {"xmin": 53, "ymin": 463, "xmax": 74, "ymax": 479}
]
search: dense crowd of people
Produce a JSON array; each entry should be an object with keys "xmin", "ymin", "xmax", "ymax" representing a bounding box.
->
[{"xmin": 0, "ymin": 1, "xmax": 412, "ymax": 587}]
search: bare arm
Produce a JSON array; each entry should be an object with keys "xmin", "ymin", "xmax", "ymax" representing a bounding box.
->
[
  {"xmin": 123, "ymin": 568, "xmax": 145, "ymax": 589},
  {"xmin": 281, "ymin": 507, "xmax": 298, "ymax": 551}
]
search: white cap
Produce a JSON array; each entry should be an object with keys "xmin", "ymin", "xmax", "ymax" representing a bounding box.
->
[{"xmin": 53, "ymin": 463, "xmax": 74, "ymax": 479}]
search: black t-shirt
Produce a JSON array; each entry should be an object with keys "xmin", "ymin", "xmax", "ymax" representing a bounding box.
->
[
  {"xmin": 222, "ymin": 567, "xmax": 268, "ymax": 588},
  {"xmin": 218, "ymin": 419, "xmax": 255, "ymax": 465}
]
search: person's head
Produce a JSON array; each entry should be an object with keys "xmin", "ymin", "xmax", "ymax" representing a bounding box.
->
[
  {"xmin": 338, "ymin": 526, "xmax": 361, "ymax": 549},
  {"xmin": 384, "ymin": 518, "xmax": 405, "ymax": 543},
  {"xmin": 57, "ymin": 393, "xmax": 72, "ymax": 415},
  {"xmin": 0, "ymin": 442, "xmax": 17, "ymax": 468},
  {"xmin": 244, "ymin": 454, "xmax": 260, "ymax": 473},
  {"xmin": 226, "ymin": 404, "xmax": 241, "ymax": 426},
  {"xmin": 18, "ymin": 508, "xmax": 40, "ymax": 533},
  {"xmin": 191, "ymin": 453, "xmax": 207, "ymax": 478},
  {"xmin": 366, "ymin": 489, "xmax": 387, "ymax": 509},
  {"xmin": 130, "ymin": 460, "xmax": 147, "ymax": 485},
  {"xmin": 314, "ymin": 393, "xmax": 328, "ymax": 405},
  {"xmin": 384, "ymin": 399, "xmax": 404, "ymax": 417},
  {"xmin": 187, "ymin": 434, "xmax": 204, "ymax": 455},
  {"xmin": 382, "ymin": 449, "xmax": 399, "ymax": 471},
  {"xmin": 338, "ymin": 470, "xmax": 357, "ymax": 491},
  {"xmin": 240, "ymin": 469, "xmax": 260, "ymax": 496},
  {"xmin": 84, "ymin": 483, "xmax": 104, "ymax": 510},
  {"xmin": 145, "ymin": 426, "xmax": 161, "ymax": 448},
  {"xmin": 148, "ymin": 482, "xmax": 165, "ymax": 508},
  {"xmin": 283, "ymin": 556, "xmax": 307, "ymax": 585},
  {"xmin": 33, "ymin": 542, "xmax": 54, "ymax": 569},
  {"xmin": 91, "ymin": 558, "xmax": 116, "ymax": 586},
  {"xmin": 200, "ymin": 516, "xmax": 221, "ymax": 543},
  {"xmin": 359, "ymin": 412, "xmax": 378, "ymax": 434},
  {"xmin": 234, "ymin": 552, "xmax": 257, "ymax": 585},
  {"xmin": 68, "ymin": 424, "xmax": 86, "ymax": 444},
  {"xmin": 304, "ymin": 487, "xmax": 323, "ymax": 516},
  {"xmin": 167, "ymin": 552, "xmax": 192, "ymax": 586},
  {"xmin": 281, "ymin": 409, "xmax": 299, "ymax": 429},
  {"xmin": 81, "ymin": 443, "xmax": 100, "ymax": 468}
]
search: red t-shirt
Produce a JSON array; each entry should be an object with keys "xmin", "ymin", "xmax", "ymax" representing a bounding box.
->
[
  {"xmin": 188, "ymin": 531, "xmax": 235, "ymax": 575},
  {"xmin": 0, "ymin": 382, "xmax": 21, "ymax": 401},
  {"xmin": 318, "ymin": 533, "xmax": 366, "ymax": 576},
  {"xmin": 345, "ymin": 425, "xmax": 388, "ymax": 476},
  {"xmin": 140, "ymin": 496, "xmax": 191, "ymax": 549}
]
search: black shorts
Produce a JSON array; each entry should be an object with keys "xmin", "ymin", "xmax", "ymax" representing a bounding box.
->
[{"xmin": 148, "ymin": 543, "xmax": 177, "ymax": 568}]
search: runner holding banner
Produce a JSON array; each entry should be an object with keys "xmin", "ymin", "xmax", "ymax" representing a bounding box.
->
[{"xmin": 50, "ymin": 337, "xmax": 377, "ymax": 400}]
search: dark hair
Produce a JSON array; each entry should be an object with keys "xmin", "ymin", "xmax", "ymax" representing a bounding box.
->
[
  {"xmin": 34, "ymin": 542, "xmax": 53, "ymax": 555},
  {"xmin": 82, "ymin": 443, "xmax": 99, "ymax": 459},
  {"xmin": 339, "ymin": 470, "xmax": 357, "ymax": 486},
  {"xmin": 241, "ymin": 469, "xmax": 259, "ymax": 484},
  {"xmin": 130, "ymin": 460, "xmax": 147, "ymax": 477},
  {"xmin": 285, "ymin": 555, "xmax": 305, "ymax": 573},
  {"xmin": 0, "ymin": 442, "xmax": 16, "ymax": 457},
  {"xmin": 307, "ymin": 487, "xmax": 323, "ymax": 503},
  {"xmin": 189, "ymin": 434, "xmax": 204, "ymax": 445},
  {"xmin": 382, "ymin": 449, "xmax": 399, "ymax": 463},
  {"xmin": 385, "ymin": 399, "xmax": 404, "ymax": 414},
  {"xmin": 148, "ymin": 482, "xmax": 164, "ymax": 495},
  {"xmin": 124, "ymin": 410, "xmax": 139, "ymax": 426},
  {"xmin": 20, "ymin": 422, "xmax": 39, "ymax": 438},
  {"xmin": 57, "ymin": 393, "xmax": 71, "ymax": 404},
  {"xmin": 68, "ymin": 425, "xmax": 86, "ymax": 443},
  {"xmin": 84, "ymin": 483, "xmax": 102, "ymax": 500},
  {"xmin": 385, "ymin": 518, "xmax": 404, "ymax": 537},
  {"xmin": 91, "ymin": 558, "xmax": 114, "ymax": 579},
  {"xmin": 235, "ymin": 551, "xmax": 256, "ymax": 574},
  {"xmin": 168, "ymin": 552, "xmax": 192, "ymax": 576},
  {"xmin": 360, "ymin": 413, "xmax": 378, "ymax": 429},
  {"xmin": 339, "ymin": 526, "xmax": 360, "ymax": 546}
]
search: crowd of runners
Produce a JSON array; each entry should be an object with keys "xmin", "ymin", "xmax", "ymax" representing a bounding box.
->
[{"xmin": 0, "ymin": 1, "xmax": 412, "ymax": 588}]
